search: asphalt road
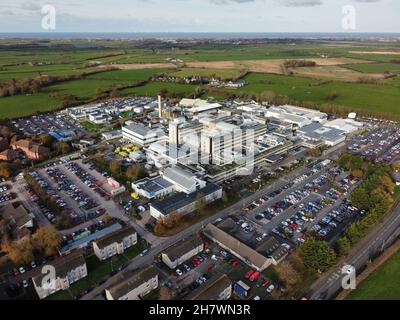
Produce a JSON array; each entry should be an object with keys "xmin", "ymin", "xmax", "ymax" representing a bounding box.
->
[{"xmin": 309, "ymin": 199, "xmax": 400, "ymax": 300}]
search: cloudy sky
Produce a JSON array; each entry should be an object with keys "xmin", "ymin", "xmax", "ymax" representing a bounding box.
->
[{"xmin": 0, "ymin": 0, "xmax": 398, "ymax": 33}]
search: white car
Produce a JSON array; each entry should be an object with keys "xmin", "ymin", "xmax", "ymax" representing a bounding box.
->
[
  {"xmin": 19, "ymin": 267, "xmax": 26, "ymax": 274},
  {"xmin": 266, "ymin": 284, "xmax": 275, "ymax": 294},
  {"xmin": 176, "ymin": 269, "xmax": 183, "ymax": 277}
]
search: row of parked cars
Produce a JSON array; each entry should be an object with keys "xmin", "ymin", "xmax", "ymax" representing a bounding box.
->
[
  {"xmin": 66, "ymin": 162, "xmax": 110, "ymax": 200},
  {"xmin": 29, "ymin": 171, "xmax": 69, "ymax": 222},
  {"xmin": 175, "ymin": 253, "xmax": 209, "ymax": 277},
  {"xmin": 274, "ymin": 198, "xmax": 327, "ymax": 243},
  {"xmin": 46, "ymin": 166, "xmax": 98, "ymax": 212},
  {"xmin": 357, "ymin": 127, "xmax": 400, "ymax": 162},
  {"xmin": 0, "ymin": 184, "xmax": 16, "ymax": 204},
  {"xmin": 312, "ymin": 201, "xmax": 365, "ymax": 240}
]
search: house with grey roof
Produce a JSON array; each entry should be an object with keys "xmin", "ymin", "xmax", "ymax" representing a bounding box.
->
[
  {"xmin": 0, "ymin": 203, "xmax": 33, "ymax": 240},
  {"xmin": 256, "ymin": 236, "xmax": 288, "ymax": 265},
  {"xmin": 105, "ymin": 266, "xmax": 158, "ymax": 300},
  {"xmin": 32, "ymin": 253, "xmax": 87, "ymax": 299},
  {"xmin": 185, "ymin": 274, "xmax": 232, "ymax": 300},
  {"xmin": 161, "ymin": 234, "xmax": 204, "ymax": 269},
  {"xmin": 92, "ymin": 226, "xmax": 137, "ymax": 261},
  {"xmin": 203, "ymin": 223, "xmax": 272, "ymax": 272}
]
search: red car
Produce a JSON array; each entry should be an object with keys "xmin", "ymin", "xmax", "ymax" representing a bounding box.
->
[
  {"xmin": 244, "ymin": 269, "xmax": 254, "ymax": 279},
  {"xmin": 230, "ymin": 260, "xmax": 239, "ymax": 267},
  {"xmin": 192, "ymin": 258, "xmax": 201, "ymax": 266},
  {"xmin": 249, "ymin": 271, "xmax": 261, "ymax": 282},
  {"xmin": 206, "ymin": 264, "xmax": 215, "ymax": 272}
]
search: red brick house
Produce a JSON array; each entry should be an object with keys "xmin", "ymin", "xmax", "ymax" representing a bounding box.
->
[{"xmin": 11, "ymin": 139, "xmax": 50, "ymax": 160}]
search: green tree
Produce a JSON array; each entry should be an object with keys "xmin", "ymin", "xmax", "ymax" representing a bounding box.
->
[
  {"xmin": 299, "ymin": 236, "xmax": 337, "ymax": 272},
  {"xmin": 336, "ymin": 237, "xmax": 351, "ymax": 256}
]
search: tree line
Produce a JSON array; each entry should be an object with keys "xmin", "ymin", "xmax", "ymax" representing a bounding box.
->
[{"xmin": 335, "ymin": 153, "xmax": 397, "ymax": 256}]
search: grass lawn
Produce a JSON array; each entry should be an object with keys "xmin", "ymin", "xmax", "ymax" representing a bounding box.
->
[
  {"xmin": 81, "ymin": 121, "xmax": 102, "ymax": 133},
  {"xmin": 0, "ymin": 78, "xmax": 138, "ymax": 119},
  {"xmin": 347, "ymin": 249, "xmax": 400, "ymax": 300}
]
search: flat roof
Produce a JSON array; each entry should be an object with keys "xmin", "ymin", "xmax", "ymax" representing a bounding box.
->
[
  {"xmin": 150, "ymin": 183, "xmax": 221, "ymax": 216},
  {"xmin": 61, "ymin": 223, "xmax": 122, "ymax": 253},
  {"xmin": 135, "ymin": 176, "xmax": 173, "ymax": 194}
]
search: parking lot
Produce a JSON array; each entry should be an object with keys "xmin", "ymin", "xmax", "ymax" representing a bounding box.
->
[
  {"xmin": 348, "ymin": 125, "xmax": 400, "ymax": 164},
  {"xmin": 11, "ymin": 113, "xmax": 84, "ymax": 137},
  {"xmin": 235, "ymin": 161, "xmax": 363, "ymax": 249},
  {"xmin": 156, "ymin": 242, "xmax": 276, "ymax": 300},
  {"xmin": 0, "ymin": 183, "xmax": 17, "ymax": 205}
]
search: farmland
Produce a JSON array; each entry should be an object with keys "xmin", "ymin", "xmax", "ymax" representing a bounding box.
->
[
  {"xmin": 1, "ymin": 39, "xmax": 400, "ymax": 119},
  {"xmin": 230, "ymin": 72, "xmax": 400, "ymax": 118}
]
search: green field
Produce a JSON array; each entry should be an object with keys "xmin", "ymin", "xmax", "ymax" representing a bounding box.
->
[
  {"xmin": 1, "ymin": 40, "xmax": 400, "ymax": 119},
  {"xmin": 86, "ymin": 68, "xmax": 168, "ymax": 81},
  {"xmin": 345, "ymin": 62, "xmax": 400, "ymax": 74},
  {"xmin": 168, "ymin": 67, "xmax": 245, "ymax": 80},
  {"xmin": 347, "ymin": 249, "xmax": 400, "ymax": 300},
  {"xmin": 231, "ymin": 72, "xmax": 400, "ymax": 118},
  {"xmin": 121, "ymin": 81, "xmax": 198, "ymax": 97},
  {"xmin": 0, "ymin": 78, "xmax": 138, "ymax": 118}
]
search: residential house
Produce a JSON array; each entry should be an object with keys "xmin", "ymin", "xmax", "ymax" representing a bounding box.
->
[
  {"xmin": 185, "ymin": 274, "xmax": 232, "ymax": 300},
  {"xmin": 11, "ymin": 139, "xmax": 50, "ymax": 160},
  {"xmin": 0, "ymin": 203, "xmax": 33, "ymax": 240},
  {"xmin": 92, "ymin": 226, "xmax": 137, "ymax": 261},
  {"xmin": 161, "ymin": 234, "xmax": 204, "ymax": 269},
  {"xmin": 105, "ymin": 266, "xmax": 158, "ymax": 300},
  {"xmin": 0, "ymin": 149, "xmax": 18, "ymax": 161},
  {"xmin": 32, "ymin": 253, "xmax": 87, "ymax": 299},
  {"xmin": 0, "ymin": 137, "xmax": 9, "ymax": 152}
]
